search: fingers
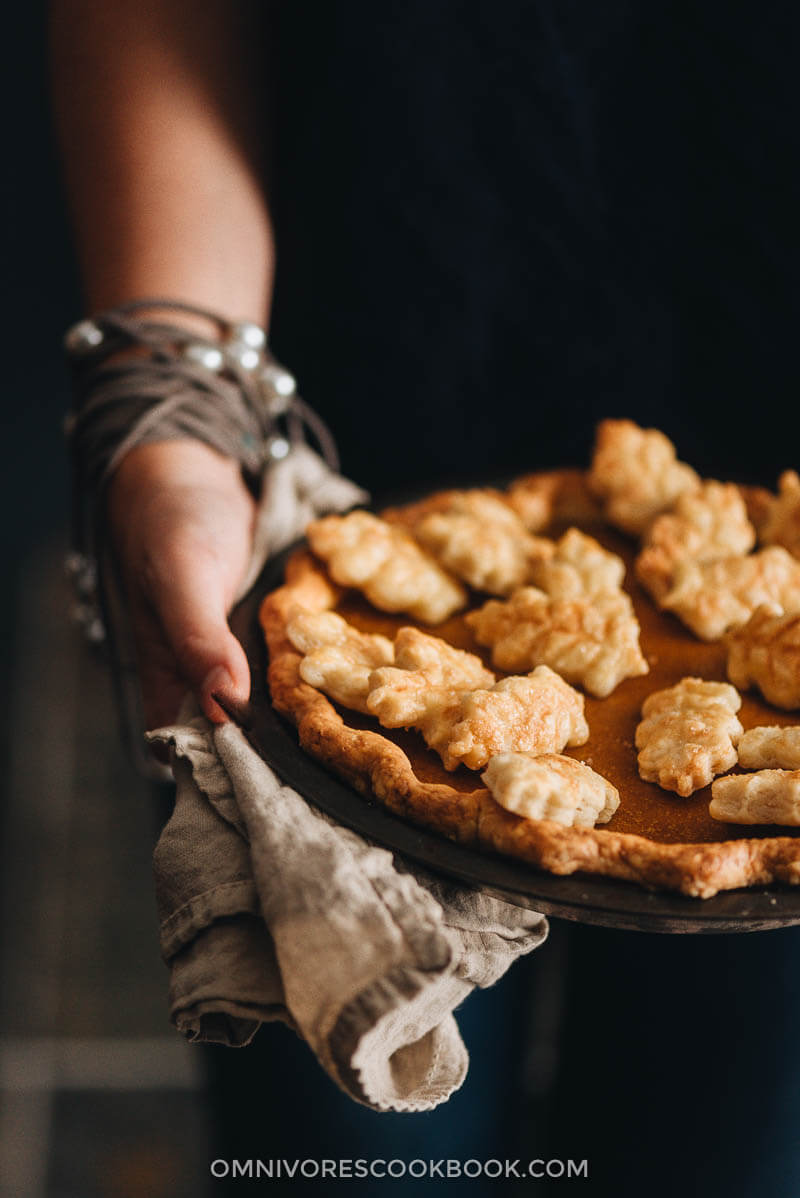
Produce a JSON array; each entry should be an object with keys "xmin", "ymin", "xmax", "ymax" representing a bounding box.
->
[
  {"xmin": 142, "ymin": 542, "xmax": 252, "ymax": 725},
  {"xmin": 107, "ymin": 442, "xmax": 257, "ymax": 727},
  {"xmin": 130, "ymin": 598, "xmax": 198, "ymax": 730}
]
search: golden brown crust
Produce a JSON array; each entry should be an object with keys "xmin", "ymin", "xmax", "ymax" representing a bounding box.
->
[
  {"xmin": 726, "ymin": 606, "xmax": 800, "ymax": 710},
  {"xmin": 710, "ymin": 770, "xmax": 800, "ymax": 826},
  {"xmin": 635, "ymin": 481, "xmax": 756, "ymax": 602},
  {"xmin": 466, "ymin": 587, "xmax": 648, "ymax": 698},
  {"xmin": 587, "ymin": 419, "xmax": 700, "ymax": 535},
  {"xmin": 482, "ymin": 752, "xmax": 620, "ymax": 827},
  {"xmin": 634, "ymin": 678, "xmax": 743, "ymax": 797},
  {"xmin": 412, "ymin": 489, "xmax": 550, "ymax": 596},
  {"xmin": 738, "ymin": 726, "xmax": 800, "ymax": 770},
  {"xmin": 305, "ymin": 510, "xmax": 467, "ymax": 623},
  {"xmin": 661, "ymin": 547, "xmax": 800, "ymax": 642},
  {"xmin": 761, "ymin": 470, "xmax": 800, "ymax": 559},
  {"xmin": 506, "ymin": 469, "xmax": 603, "ymax": 531},
  {"xmin": 260, "ymin": 477, "xmax": 800, "ymax": 899}
]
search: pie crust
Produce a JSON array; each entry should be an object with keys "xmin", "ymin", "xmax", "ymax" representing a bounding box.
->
[{"xmin": 259, "ymin": 474, "xmax": 800, "ymax": 899}]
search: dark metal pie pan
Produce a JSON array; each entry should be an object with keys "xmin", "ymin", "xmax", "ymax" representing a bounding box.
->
[{"xmin": 231, "ymin": 545, "xmax": 800, "ymax": 935}]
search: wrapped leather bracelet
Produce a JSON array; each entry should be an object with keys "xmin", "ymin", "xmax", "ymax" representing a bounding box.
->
[{"xmin": 63, "ymin": 297, "xmax": 338, "ymax": 646}]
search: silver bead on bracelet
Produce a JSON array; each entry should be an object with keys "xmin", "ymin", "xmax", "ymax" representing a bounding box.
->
[{"xmin": 62, "ymin": 299, "xmax": 340, "ymax": 647}]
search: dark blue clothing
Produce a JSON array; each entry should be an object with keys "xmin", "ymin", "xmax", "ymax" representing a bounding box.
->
[
  {"xmin": 210, "ymin": 6, "xmax": 800, "ymax": 1195},
  {"xmin": 269, "ymin": 1, "xmax": 800, "ymax": 495},
  {"xmin": 207, "ymin": 923, "xmax": 800, "ymax": 1197},
  {"xmin": 205, "ymin": 956, "xmax": 543, "ymax": 1197}
]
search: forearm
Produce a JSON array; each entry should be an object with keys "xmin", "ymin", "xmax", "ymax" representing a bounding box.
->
[{"xmin": 49, "ymin": 0, "xmax": 274, "ymax": 326}]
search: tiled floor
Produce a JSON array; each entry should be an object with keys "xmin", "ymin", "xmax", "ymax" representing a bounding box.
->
[{"xmin": 1, "ymin": 535, "xmax": 210, "ymax": 1198}]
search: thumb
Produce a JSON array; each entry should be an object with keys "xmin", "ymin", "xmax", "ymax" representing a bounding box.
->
[{"xmin": 149, "ymin": 549, "xmax": 252, "ymax": 724}]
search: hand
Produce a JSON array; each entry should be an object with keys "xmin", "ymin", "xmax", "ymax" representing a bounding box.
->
[{"xmin": 106, "ymin": 439, "xmax": 256, "ymax": 728}]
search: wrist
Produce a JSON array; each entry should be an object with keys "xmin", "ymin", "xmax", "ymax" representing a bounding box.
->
[
  {"xmin": 110, "ymin": 438, "xmax": 247, "ymax": 493},
  {"xmin": 107, "ymin": 439, "xmax": 253, "ymax": 551}
]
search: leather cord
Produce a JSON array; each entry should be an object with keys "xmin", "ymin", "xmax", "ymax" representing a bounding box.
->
[{"xmin": 64, "ymin": 298, "xmax": 338, "ymax": 492}]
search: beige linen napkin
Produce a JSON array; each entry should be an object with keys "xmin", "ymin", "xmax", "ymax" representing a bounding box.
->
[{"xmin": 147, "ymin": 445, "xmax": 548, "ymax": 1112}]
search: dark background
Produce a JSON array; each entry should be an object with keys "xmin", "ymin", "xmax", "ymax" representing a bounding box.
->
[
  {"xmin": 267, "ymin": 1, "xmax": 800, "ymax": 495},
  {"xmin": 2, "ymin": 12, "xmax": 212, "ymax": 1198},
  {"xmin": 3, "ymin": 4, "xmax": 76, "ymax": 623},
  {"xmin": 4, "ymin": 4, "xmax": 800, "ymax": 1197}
]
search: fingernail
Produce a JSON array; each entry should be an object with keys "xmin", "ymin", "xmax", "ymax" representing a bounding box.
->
[
  {"xmin": 202, "ymin": 666, "xmax": 237, "ymax": 723},
  {"xmin": 202, "ymin": 665, "xmax": 234, "ymax": 699}
]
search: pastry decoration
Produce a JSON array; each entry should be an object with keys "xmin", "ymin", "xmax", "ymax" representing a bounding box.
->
[
  {"xmin": 364, "ymin": 628, "xmax": 496, "ymax": 767},
  {"xmin": 710, "ymin": 770, "xmax": 800, "ymax": 826},
  {"xmin": 286, "ymin": 610, "xmax": 394, "ymax": 713},
  {"xmin": 483, "ymin": 752, "xmax": 619, "ymax": 827},
  {"xmin": 635, "ymin": 481, "xmax": 755, "ymax": 602},
  {"xmin": 760, "ymin": 470, "xmax": 800, "ymax": 560},
  {"xmin": 306, "ymin": 510, "xmax": 467, "ymax": 623},
  {"xmin": 587, "ymin": 418, "xmax": 699, "ymax": 535},
  {"xmin": 725, "ymin": 605, "xmax": 800, "ymax": 709},
  {"xmin": 367, "ymin": 661, "xmax": 588, "ymax": 772},
  {"xmin": 412, "ymin": 488, "xmax": 551, "ymax": 596},
  {"xmin": 261, "ymin": 424, "xmax": 800, "ymax": 898},
  {"xmin": 505, "ymin": 469, "xmax": 602, "ymax": 532},
  {"xmin": 635, "ymin": 678, "xmax": 743, "ymax": 797},
  {"xmin": 386, "ymin": 626, "xmax": 495, "ymax": 690},
  {"xmin": 661, "ymin": 547, "xmax": 800, "ymax": 642},
  {"xmin": 528, "ymin": 527, "xmax": 625, "ymax": 600},
  {"xmin": 737, "ymin": 726, "xmax": 800, "ymax": 771},
  {"xmin": 467, "ymin": 587, "xmax": 648, "ymax": 698}
]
